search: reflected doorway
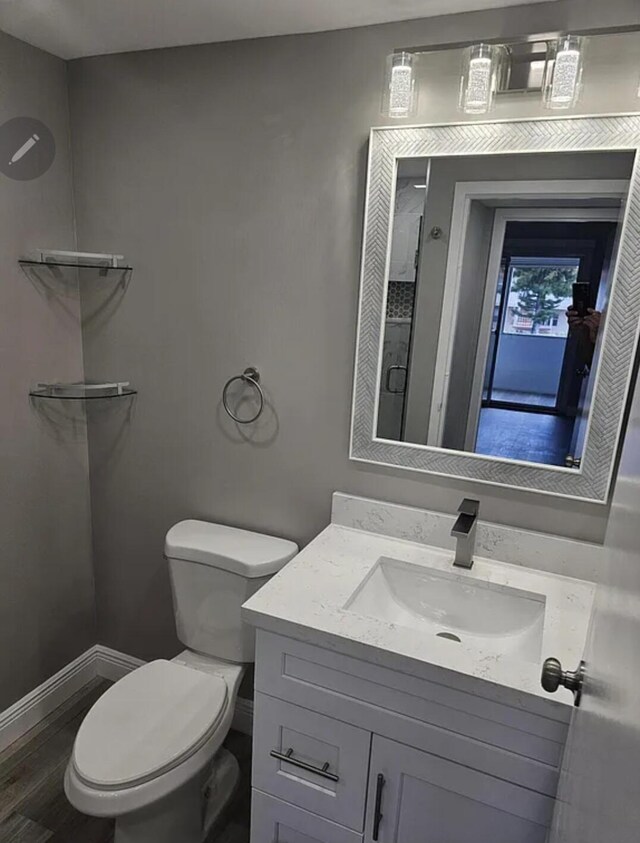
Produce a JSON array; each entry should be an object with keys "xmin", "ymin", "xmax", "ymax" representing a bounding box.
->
[{"xmin": 475, "ymin": 219, "xmax": 618, "ymax": 465}]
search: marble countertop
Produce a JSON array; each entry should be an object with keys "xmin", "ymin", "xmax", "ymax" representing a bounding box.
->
[{"xmin": 243, "ymin": 523, "xmax": 595, "ymax": 709}]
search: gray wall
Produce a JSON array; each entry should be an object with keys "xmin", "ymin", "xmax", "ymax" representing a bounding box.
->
[
  {"xmin": 0, "ymin": 32, "xmax": 95, "ymax": 707},
  {"xmin": 67, "ymin": 4, "xmax": 640, "ymax": 659}
]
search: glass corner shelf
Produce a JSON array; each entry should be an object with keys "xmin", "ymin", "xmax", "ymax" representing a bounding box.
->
[
  {"xmin": 20, "ymin": 259, "xmax": 133, "ymax": 272},
  {"xmin": 30, "ymin": 382, "xmax": 137, "ymax": 400},
  {"xmin": 19, "ymin": 250, "xmax": 132, "ymax": 275}
]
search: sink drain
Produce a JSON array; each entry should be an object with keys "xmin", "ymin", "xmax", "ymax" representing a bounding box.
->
[{"xmin": 436, "ymin": 631, "xmax": 461, "ymax": 643}]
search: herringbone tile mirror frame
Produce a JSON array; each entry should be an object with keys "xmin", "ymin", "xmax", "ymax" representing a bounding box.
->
[{"xmin": 350, "ymin": 116, "xmax": 640, "ymax": 502}]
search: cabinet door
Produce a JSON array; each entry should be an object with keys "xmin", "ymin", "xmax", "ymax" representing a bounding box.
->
[
  {"xmin": 251, "ymin": 790, "xmax": 363, "ymax": 843},
  {"xmin": 365, "ymin": 736, "xmax": 551, "ymax": 843}
]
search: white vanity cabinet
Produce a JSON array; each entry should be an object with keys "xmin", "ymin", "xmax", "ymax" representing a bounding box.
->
[{"xmin": 250, "ymin": 630, "xmax": 570, "ymax": 843}]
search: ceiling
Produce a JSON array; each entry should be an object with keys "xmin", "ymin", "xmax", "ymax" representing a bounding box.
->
[{"xmin": 0, "ymin": 0, "xmax": 553, "ymax": 60}]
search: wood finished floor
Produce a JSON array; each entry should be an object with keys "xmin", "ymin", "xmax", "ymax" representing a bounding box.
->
[{"xmin": 0, "ymin": 678, "xmax": 251, "ymax": 842}]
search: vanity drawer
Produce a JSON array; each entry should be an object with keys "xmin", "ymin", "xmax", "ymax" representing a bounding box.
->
[
  {"xmin": 251, "ymin": 790, "xmax": 363, "ymax": 843},
  {"xmin": 252, "ymin": 692, "xmax": 371, "ymax": 831}
]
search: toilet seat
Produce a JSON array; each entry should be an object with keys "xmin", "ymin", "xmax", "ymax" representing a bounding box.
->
[{"xmin": 72, "ymin": 660, "xmax": 228, "ymax": 790}]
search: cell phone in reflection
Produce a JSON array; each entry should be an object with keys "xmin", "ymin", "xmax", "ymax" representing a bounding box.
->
[{"xmin": 572, "ymin": 282, "xmax": 591, "ymax": 318}]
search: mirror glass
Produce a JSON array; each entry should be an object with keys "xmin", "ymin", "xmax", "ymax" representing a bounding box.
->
[{"xmin": 377, "ymin": 150, "xmax": 634, "ymax": 467}]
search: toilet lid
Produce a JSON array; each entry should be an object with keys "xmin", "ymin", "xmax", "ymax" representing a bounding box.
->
[{"xmin": 73, "ymin": 660, "xmax": 228, "ymax": 788}]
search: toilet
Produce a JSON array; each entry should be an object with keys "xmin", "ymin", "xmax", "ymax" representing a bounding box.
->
[{"xmin": 64, "ymin": 520, "xmax": 298, "ymax": 843}]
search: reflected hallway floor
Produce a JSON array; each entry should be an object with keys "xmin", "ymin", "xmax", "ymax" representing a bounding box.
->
[{"xmin": 475, "ymin": 407, "xmax": 575, "ymax": 466}]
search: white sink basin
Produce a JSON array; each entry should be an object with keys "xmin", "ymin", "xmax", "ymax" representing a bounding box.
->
[{"xmin": 344, "ymin": 556, "xmax": 546, "ymax": 663}]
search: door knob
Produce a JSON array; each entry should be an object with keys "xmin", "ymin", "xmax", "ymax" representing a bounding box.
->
[{"xmin": 541, "ymin": 657, "xmax": 585, "ymax": 706}]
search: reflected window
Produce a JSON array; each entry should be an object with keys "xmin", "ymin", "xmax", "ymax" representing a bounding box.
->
[{"xmin": 502, "ymin": 258, "xmax": 579, "ymax": 338}]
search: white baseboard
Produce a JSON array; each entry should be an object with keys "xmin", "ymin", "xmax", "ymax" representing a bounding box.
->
[
  {"xmin": 0, "ymin": 647, "xmax": 98, "ymax": 753},
  {"xmin": 94, "ymin": 645, "xmax": 145, "ymax": 682},
  {"xmin": 0, "ymin": 646, "xmax": 254, "ymax": 753}
]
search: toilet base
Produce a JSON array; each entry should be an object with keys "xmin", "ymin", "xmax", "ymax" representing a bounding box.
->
[
  {"xmin": 203, "ymin": 745, "xmax": 241, "ymax": 833},
  {"xmin": 114, "ymin": 748, "xmax": 240, "ymax": 843}
]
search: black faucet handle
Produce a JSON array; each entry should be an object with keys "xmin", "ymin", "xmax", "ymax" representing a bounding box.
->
[{"xmin": 458, "ymin": 498, "xmax": 480, "ymax": 516}]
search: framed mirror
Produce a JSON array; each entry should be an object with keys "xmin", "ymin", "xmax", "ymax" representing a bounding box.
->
[{"xmin": 350, "ymin": 116, "xmax": 640, "ymax": 501}]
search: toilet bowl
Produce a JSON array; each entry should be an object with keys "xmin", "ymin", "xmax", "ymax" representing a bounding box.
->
[
  {"xmin": 64, "ymin": 520, "xmax": 298, "ymax": 843},
  {"xmin": 65, "ymin": 656, "xmax": 243, "ymax": 843}
]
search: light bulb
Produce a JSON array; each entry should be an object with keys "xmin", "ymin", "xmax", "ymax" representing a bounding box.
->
[
  {"xmin": 544, "ymin": 35, "xmax": 584, "ymax": 110},
  {"xmin": 383, "ymin": 52, "xmax": 416, "ymax": 119},
  {"xmin": 460, "ymin": 44, "xmax": 497, "ymax": 114}
]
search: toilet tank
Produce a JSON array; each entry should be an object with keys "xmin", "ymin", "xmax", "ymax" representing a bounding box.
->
[{"xmin": 165, "ymin": 520, "xmax": 298, "ymax": 662}]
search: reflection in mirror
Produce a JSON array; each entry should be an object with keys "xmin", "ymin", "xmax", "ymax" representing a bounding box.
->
[{"xmin": 376, "ymin": 150, "xmax": 634, "ymax": 468}]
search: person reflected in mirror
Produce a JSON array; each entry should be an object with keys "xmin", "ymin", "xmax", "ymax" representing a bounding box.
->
[{"xmin": 566, "ymin": 307, "xmax": 602, "ymax": 368}]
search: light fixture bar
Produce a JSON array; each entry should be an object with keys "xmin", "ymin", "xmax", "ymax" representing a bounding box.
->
[
  {"xmin": 394, "ymin": 22, "xmax": 640, "ymax": 58},
  {"xmin": 497, "ymin": 42, "xmax": 547, "ymax": 93},
  {"xmin": 382, "ymin": 24, "xmax": 638, "ymax": 118}
]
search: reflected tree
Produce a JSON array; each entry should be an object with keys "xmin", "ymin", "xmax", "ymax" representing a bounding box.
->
[{"xmin": 511, "ymin": 266, "xmax": 577, "ymax": 334}]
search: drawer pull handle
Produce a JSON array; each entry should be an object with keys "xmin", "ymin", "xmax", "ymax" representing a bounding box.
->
[
  {"xmin": 372, "ymin": 773, "xmax": 385, "ymax": 841},
  {"xmin": 270, "ymin": 747, "xmax": 340, "ymax": 782}
]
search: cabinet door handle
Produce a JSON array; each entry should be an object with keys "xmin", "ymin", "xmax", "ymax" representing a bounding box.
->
[
  {"xmin": 270, "ymin": 747, "xmax": 340, "ymax": 782},
  {"xmin": 372, "ymin": 773, "xmax": 385, "ymax": 841}
]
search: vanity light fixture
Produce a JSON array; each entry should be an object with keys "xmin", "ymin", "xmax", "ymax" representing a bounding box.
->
[
  {"xmin": 459, "ymin": 44, "xmax": 499, "ymax": 114},
  {"xmin": 543, "ymin": 35, "xmax": 584, "ymax": 109},
  {"xmin": 383, "ymin": 51, "xmax": 417, "ymax": 119},
  {"xmin": 381, "ymin": 27, "xmax": 640, "ymax": 118}
]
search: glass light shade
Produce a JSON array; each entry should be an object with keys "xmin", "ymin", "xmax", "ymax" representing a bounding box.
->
[
  {"xmin": 459, "ymin": 44, "xmax": 498, "ymax": 115},
  {"xmin": 543, "ymin": 35, "xmax": 584, "ymax": 110},
  {"xmin": 383, "ymin": 52, "xmax": 416, "ymax": 119}
]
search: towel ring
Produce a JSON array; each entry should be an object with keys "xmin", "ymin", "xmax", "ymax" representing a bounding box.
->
[{"xmin": 222, "ymin": 367, "xmax": 264, "ymax": 424}]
